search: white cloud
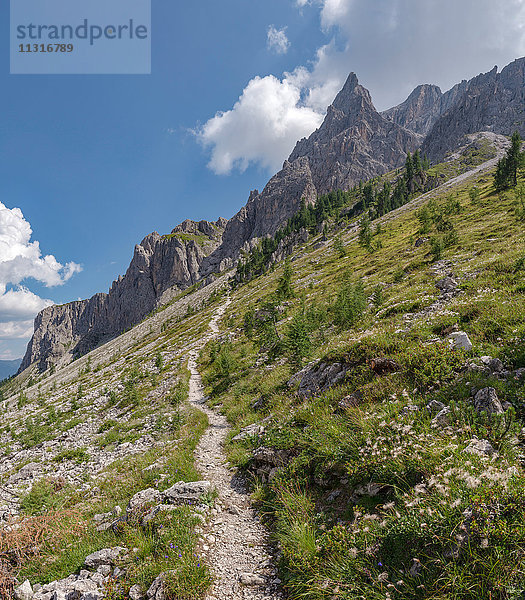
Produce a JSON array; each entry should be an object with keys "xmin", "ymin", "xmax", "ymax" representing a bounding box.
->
[
  {"xmin": 198, "ymin": 0, "xmax": 525, "ymax": 174},
  {"xmin": 197, "ymin": 74, "xmax": 323, "ymax": 174},
  {"xmin": 0, "ymin": 287, "xmax": 53, "ymax": 322},
  {"xmin": 0, "ymin": 202, "xmax": 81, "ymax": 288},
  {"xmin": 313, "ymin": 0, "xmax": 525, "ymax": 110},
  {"xmin": 0, "ymin": 319, "xmax": 35, "ymax": 340},
  {"xmin": 0, "ymin": 201, "xmax": 82, "ymax": 356},
  {"xmin": 267, "ymin": 25, "xmax": 290, "ymax": 55}
]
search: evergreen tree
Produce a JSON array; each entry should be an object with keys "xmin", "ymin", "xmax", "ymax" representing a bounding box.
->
[
  {"xmin": 508, "ymin": 131, "xmax": 522, "ymax": 187},
  {"xmin": 405, "ymin": 151, "xmax": 414, "ymax": 183},
  {"xmin": 276, "ymin": 258, "xmax": 294, "ymax": 300},
  {"xmin": 363, "ymin": 181, "xmax": 375, "ymax": 208},
  {"xmin": 494, "ymin": 131, "xmax": 522, "ymax": 191},
  {"xmin": 358, "ymin": 216, "xmax": 373, "ymax": 250},
  {"xmin": 334, "ymin": 235, "xmax": 347, "ymax": 258},
  {"xmin": 413, "ymin": 149, "xmax": 422, "ymax": 174},
  {"xmin": 494, "ymin": 159, "xmax": 508, "ymax": 192}
]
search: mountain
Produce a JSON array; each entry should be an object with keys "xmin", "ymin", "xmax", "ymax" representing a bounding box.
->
[
  {"xmin": 0, "ymin": 359, "xmax": 21, "ymax": 380},
  {"xmin": 421, "ymin": 58, "xmax": 525, "ymax": 162},
  {"xmin": 20, "ymin": 219, "xmax": 226, "ymax": 372},
  {"xmin": 381, "ymin": 81, "xmax": 468, "ymax": 135},
  {"xmin": 19, "ymin": 58, "xmax": 525, "ymax": 373}
]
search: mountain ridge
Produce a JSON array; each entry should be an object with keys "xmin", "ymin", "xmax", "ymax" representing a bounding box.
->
[{"xmin": 20, "ymin": 57, "xmax": 525, "ymax": 373}]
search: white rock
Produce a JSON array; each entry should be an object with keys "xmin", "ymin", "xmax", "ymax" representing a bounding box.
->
[
  {"xmin": 464, "ymin": 438, "xmax": 495, "ymax": 456},
  {"xmin": 448, "ymin": 331, "xmax": 472, "ymax": 351},
  {"xmin": 240, "ymin": 572, "xmax": 265, "ymax": 586},
  {"xmin": 14, "ymin": 580, "xmax": 33, "ymax": 600}
]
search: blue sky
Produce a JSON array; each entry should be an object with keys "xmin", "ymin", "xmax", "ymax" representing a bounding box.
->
[{"xmin": 1, "ymin": 0, "xmax": 524, "ymax": 358}]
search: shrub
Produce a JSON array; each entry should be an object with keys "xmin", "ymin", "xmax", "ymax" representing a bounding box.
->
[
  {"xmin": 285, "ymin": 312, "xmax": 312, "ymax": 366},
  {"xmin": 53, "ymin": 448, "xmax": 90, "ymax": 464},
  {"xmin": 404, "ymin": 343, "xmax": 465, "ymax": 389},
  {"xmin": 276, "ymin": 258, "xmax": 295, "ymax": 300},
  {"xmin": 332, "ymin": 279, "xmax": 367, "ymax": 328},
  {"xmin": 430, "ymin": 236, "xmax": 444, "ymax": 261},
  {"xmin": 333, "ymin": 235, "xmax": 347, "ymax": 258}
]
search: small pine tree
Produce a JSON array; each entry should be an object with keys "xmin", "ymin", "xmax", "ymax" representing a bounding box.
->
[
  {"xmin": 412, "ymin": 149, "xmax": 422, "ymax": 174},
  {"xmin": 285, "ymin": 311, "xmax": 312, "ymax": 366},
  {"xmin": 358, "ymin": 216, "xmax": 373, "ymax": 250},
  {"xmin": 334, "ymin": 235, "xmax": 347, "ymax": 258},
  {"xmin": 405, "ymin": 151, "xmax": 414, "ymax": 183},
  {"xmin": 494, "ymin": 131, "xmax": 522, "ymax": 191},
  {"xmin": 508, "ymin": 131, "xmax": 522, "ymax": 187},
  {"xmin": 276, "ymin": 258, "xmax": 295, "ymax": 300},
  {"xmin": 469, "ymin": 186, "xmax": 480, "ymax": 203}
]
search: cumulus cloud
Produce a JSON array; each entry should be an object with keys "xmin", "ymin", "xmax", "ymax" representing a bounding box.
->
[
  {"xmin": 0, "ymin": 201, "xmax": 82, "ymax": 357},
  {"xmin": 0, "ymin": 320, "xmax": 35, "ymax": 340},
  {"xmin": 316, "ymin": 0, "xmax": 525, "ymax": 110},
  {"xmin": 267, "ymin": 25, "xmax": 290, "ymax": 55},
  {"xmin": 0, "ymin": 287, "xmax": 53, "ymax": 322},
  {"xmin": 198, "ymin": 0, "xmax": 525, "ymax": 173},
  {"xmin": 197, "ymin": 74, "xmax": 323, "ymax": 174}
]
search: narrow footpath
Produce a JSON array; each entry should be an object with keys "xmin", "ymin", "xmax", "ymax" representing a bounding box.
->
[{"xmin": 187, "ymin": 300, "xmax": 283, "ymax": 600}]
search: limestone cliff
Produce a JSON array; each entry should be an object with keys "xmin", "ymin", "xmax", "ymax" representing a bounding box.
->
[
  {"xmin": 421, "ymin": 58, "xmax": 525, "ymax": 162},
  {"xmin": 20, "ymin": 221, "xmax": 225, "ymax": 371}
]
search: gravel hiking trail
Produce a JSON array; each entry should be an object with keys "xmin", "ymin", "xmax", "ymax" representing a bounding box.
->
[{"xmin": 187, "ymin": 300, "xmax": 283, "ymax": 600}]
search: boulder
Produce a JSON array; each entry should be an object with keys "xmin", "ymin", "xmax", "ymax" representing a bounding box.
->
[
  {"xmin": 14, "ymin": 580, "xmax": 33, "ymax": 600},
  {"xmin": 426, "ymin": 399, "xmax": 445, "ymax": 414},
  {"xmin": 127, "ymin": 489, "xmax": 162, "ymax": 514},
  {"xmin": 448, "ymin": 331, "xmax": 472, "ymax": 351},
  {"xmin": 432, "ymin": 406, "xmax": 452, "ymax": 427},
  {"xmin": 464, "ymin": 438, "xmax": 495, "ymax": 456},
  {"xmin": 84, "ymin": 547, "xmax": 127, "ymax": 569},
  {"xmin": 288, "ymin": 361, "xmax": 348, "ymax": 397},
  {"xmin": 129, "ymin": 585, "xmax": 146, "ymax": 600},
  {"xmin": 473, "ymin": 387, "xmax": 504, "ymax": 415},
  {"xmin": 436, "ymin": 277, "xmax": 457, "ymax": 292},
  {"xmin": 162, "ymin": 481, "xmax": 211, "ymax": 505},
  {"xmin": 240, "ymin": 573, "xmax": 265, "ymax": 586},
  {"xmin": 147, "ymin": 572, "xmax": 173, "ymax": 600},
  {"xmin": 251, "ymin": 447, "xmax": 291, "ymax": 481}
]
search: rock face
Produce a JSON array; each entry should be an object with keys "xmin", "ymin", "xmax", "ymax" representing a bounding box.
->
[
  {"xmin": 421, "ymin": 58, "xmax": 525, "ymax": 162},
  {"xmin": 20, "ymin": 58, "xmax": 525, "ymax": 372},
  {"xmin": 20, "ymin": 220, "xmax": 225, "ymax": 372},
  {"xmin": 287, "ymin": 73, "xmax": 420, "ymax": 194},
  {"xmin": 382, "ymin": 81, "xmax": 469, "ymax": 136}
]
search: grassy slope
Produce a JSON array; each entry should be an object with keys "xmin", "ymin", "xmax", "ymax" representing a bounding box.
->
[
  {"xmin": 0, "ymin": 299, "xmax": 227, "ymax": 597},
  {"xmin": 0, "ymin": 151, "xmax": 523, "ymax": 599},
  {"xmin": 199, "ymin": 168, "xmax": 525, "ymax": 599}
]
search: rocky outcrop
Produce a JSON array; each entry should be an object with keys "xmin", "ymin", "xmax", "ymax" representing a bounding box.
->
[
  {"xmin": 382, "ymin": 84, "xmax": 444, "ymax": 135},
  {"xmin": 20, "ymin": 220, "xmax": 225, "ymax": 372},
  {"xmin": 287, "ymin": 73, "xmax": 420, "ymax": 195},
  {"xmin": 421, "ymin": 58, "xmax": 525, "ymax": 162},
  {"xmin": 204, "ymin": 73, "xmax": 420, "ymax": 276},
  {"xmin": 381, "ymin": 80, "xmax": 469, "ymax": 136}
]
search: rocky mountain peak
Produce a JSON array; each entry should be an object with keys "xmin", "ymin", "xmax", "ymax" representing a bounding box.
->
[
  {"xmin": 382, "ymin": 84, "xmax": 443, "ymax": 135},
  {"xmin": 422, "ymin": 58, "xmax": 525, "ymax": 162},
  {"xmin": 330, "ymin": 72, "xmax": 373, "ymax": 112}
]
